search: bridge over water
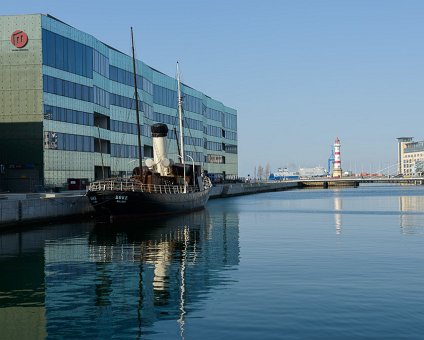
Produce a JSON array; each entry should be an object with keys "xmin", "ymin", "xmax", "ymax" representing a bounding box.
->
[{"xmin": 297, "ymin": 176, "xmax": 424, "ymax": 188}]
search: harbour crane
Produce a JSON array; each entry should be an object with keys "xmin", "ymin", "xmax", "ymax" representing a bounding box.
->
[{"xmin": 327, "ymin": 146, "xmax": 335, "ymax": 175}]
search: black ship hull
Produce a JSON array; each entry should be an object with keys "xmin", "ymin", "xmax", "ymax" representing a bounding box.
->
[{"xmin": 87, "ymin": 187, "xmax": 211, "ymax": 218}]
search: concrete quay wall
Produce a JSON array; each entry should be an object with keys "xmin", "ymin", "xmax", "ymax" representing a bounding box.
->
[
  {"xmin": 210, "ymin": 181, "xmax": 299, "ymax": 198},
  {"xmin": 300, "ymin": 180, "xmax": 359, "ymax": 188},
  {"xmin": 0, "ymin": 195, "xmax": 94, "ymax": 227}
]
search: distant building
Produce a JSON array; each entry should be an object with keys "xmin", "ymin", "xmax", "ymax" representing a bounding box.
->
[
  {"xmin": 0, "ymin": 14, "xmax": 238, "ymax": 192},
  {"xmin": 397, "ymin": 137, "xmax": 424, "ymax": 176},
  {"xmin": 298, "ymin": 166, "xmax": 327, "ymax": 178}
]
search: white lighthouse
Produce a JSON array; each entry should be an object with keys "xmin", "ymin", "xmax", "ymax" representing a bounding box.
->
[{"xmin": 333, "ymin": 137, "xmax": 342, "ymax": 178}]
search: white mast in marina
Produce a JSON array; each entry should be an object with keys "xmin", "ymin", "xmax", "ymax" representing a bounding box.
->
[{"xmin": 176, "ymin": 62, "xmax": 187, "ymax": 192}]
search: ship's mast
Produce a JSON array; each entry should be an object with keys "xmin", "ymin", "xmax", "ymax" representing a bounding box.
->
[
  {"xmin": 176, "ymin": 62, "xmax": 186, "ymax": 192},
  {"xmin": 131, "ymin": 27, "xmax": 143, "ymax": 175}
]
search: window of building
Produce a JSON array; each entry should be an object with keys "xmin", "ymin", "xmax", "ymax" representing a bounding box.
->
[
  {"xmin": 94, "ymin": 86, "xmax": 110, "ymax": 108},
  {"xmin": 44, "ymin": 105, "xmax": 93, "ymax": 126},
  {"xmin": 44, "ymin": 131, "xmax": 94, "ymax": 152},
  {"xmin": 93, "ymin": 50, "xmax": 109, "ymax": 78},
  {"xmin": 111, "ymin": 143, "xmax": 139, "ymax": 158},
  {"xmin": 43, "ymin": 75, "xmax": 93, "ymax": 102},
  {"xmin": 94, "ymin": 112, "xmax": 110, "ymax": 129},
  {"xmin": 206, "ymin": 154, "xmax": 225, "ymax": 164},
  {"xmin": 225, "ymin": 144, "xmax": 238, "ymax": 154},
  {"xmin": 205, "ymin": 107, "xmax": 221, "ymax": 121},
  {"xmin": 109, "ymin": 65, "xmax": 153, "ymax": 95},
  {"xmin": 42, "ymin": 29, "xmax": 93, "ymax": 78},
  {"xmin": 205, "ymin": 141, "xmax": 223, "ymax": 151},
  {"xmin": 153, "ymin": 85, "xmax": 177, "ymax": 109}
]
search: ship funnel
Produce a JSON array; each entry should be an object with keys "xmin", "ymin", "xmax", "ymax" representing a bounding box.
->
[{"xmin": 151, "ymin": 123, "xmax": 170, "ymax": 176}]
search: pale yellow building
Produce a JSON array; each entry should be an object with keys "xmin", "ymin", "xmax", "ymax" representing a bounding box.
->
[{"xmin": 397, "ymin": 137, "xmax": 424, "ymax": 176}]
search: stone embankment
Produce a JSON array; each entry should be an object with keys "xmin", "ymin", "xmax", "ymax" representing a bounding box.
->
[
  {"xmin": 210, "ymin": 181, "xmax": 298, "ymax": 198},
  {"xmin": 0, "ymin": 181, "xmax": 299, "ymax": 227},
  {"xmin": 0, "ymin": 193, "xmax": 93, "ymax": 227}
]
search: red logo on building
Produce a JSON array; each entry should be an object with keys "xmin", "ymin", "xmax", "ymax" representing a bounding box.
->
[{"xmin": 10, "ymin": 30, "xmax": 28, "ymax": 48}]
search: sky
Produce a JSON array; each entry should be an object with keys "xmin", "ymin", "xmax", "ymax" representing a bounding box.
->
[{"xmin": 3, "ymin": 0, "xmax": 424, "ymax": 176}]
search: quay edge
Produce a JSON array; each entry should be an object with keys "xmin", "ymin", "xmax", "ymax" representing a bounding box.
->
[
  {"xmin": 210, "ymin": 181, "xmax": 299, "ymax": 198},
  {"xmin": 0, "ymin": 194, "xmax": 93, "ymax": 228},
  {"xmin": 299, "ymin": 180, "xmax": 359, "ymax": 189},
  {"xmin": 5, "ymin": 179, "xmax": 414, "ymax": 227},
  {"xmin": 0, "ymin": 182, "xmax": 299, "ymax": 227}
]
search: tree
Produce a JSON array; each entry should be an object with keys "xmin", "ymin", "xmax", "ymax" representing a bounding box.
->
[
  {"xmin": 257, "ymin": 165, "xmax": 264, "ymax": 181},
  {"xmin": 265, "ymin": 162, "xmax": 271, "ymax": 180}
]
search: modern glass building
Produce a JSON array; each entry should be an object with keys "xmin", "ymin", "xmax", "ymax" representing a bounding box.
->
[{"xmin": 0, "ymin": 14, "xmax": 238, "ymax": 192}]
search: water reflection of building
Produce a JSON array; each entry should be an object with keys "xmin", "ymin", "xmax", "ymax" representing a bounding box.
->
[
  {"xmin": 0, "ymin": 247, "xmax": 45, "ymax": 340},
  {"xmin": 399, "ymin": 195, "xmax": 424, "ymax": 233},
  {"xmin": 0, "ymin": 223, "xmax": 94, "ymax": 340},
  {"xmin": 42, "ymin": 209, "xmax": 240, "ymax": 338}
]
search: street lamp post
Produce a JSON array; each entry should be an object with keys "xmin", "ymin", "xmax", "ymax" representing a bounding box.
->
[
  {"xmin": 186, "ymin": 155, "xmax": 195, "ymax": 187},
  {"xmin": 127, "ymin": 159, "xmax": 137, "ymax": 178}
]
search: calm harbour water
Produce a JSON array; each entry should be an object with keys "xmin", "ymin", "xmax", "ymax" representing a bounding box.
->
[{"xmin": 1, "ymin": 185, "xmax": 424, "ymax": 339}]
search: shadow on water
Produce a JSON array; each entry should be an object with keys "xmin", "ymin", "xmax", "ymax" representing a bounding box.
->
[{"xmin": 0, "ymin": 208, "xmax": 240, "ymax": 339}]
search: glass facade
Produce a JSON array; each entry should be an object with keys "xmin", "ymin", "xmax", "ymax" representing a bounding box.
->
[
  {"xmin": 153, "ymin": 85, "xmax": 178, "ymax": 109},
  {"xmin": 44, "ymin": 131, "xmax": 94, "ymax": 152},
  {"xmin": 111, "ymin": 144, "xmax": 139, "ymax": 158},
  {"xmin": 42, "ymin": 29, "xmax": 93, "ymax": 78},
  {"xmin": 44, "ymin": 105, "xmax": 93, "ymax": 126},
  {"xmin": 43, "ymin": 75, "xmax": 93, "ymax": 102},
  {"xmin": 0, "ymin": 14, "xmax": 238, "ymax": 188}
]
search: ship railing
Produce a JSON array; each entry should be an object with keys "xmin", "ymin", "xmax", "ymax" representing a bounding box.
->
[{"xmin": 88, "ymin": 179, "xmax": 202, "ymax": 194}]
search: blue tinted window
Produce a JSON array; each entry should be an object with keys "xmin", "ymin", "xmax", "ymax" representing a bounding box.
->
[
  {"xmin": 46, "ymin": 75, "xmax": 54, "ymax": 93},
  {"xmin": 75, "ymin": 83, "xmax": 82, "ymax": 99},
  {"xmin": 75, "ymin": 43, "xmax": 83, "ymax": 75},
  {"xmin": 68, "ymin": 39, "xmax": 75, "ymax": 73},
  {"xmin": 56, "ymin": 133, "xmax": 64, "ymax": 150},
  {"xmin": 42, "ymin": 29, "xmax": 93, "ymax": 78},
  {"xmin": 86, "ymin": 46, "xmax": 93, "ymax": 77},
  {"xmin": 55, "ymin": 34, "xmax": 63, "ymax": 70},
  {"xmin": 60, "ymin": 107, "xmax": 66, "ymax": 121},
  {"xmin": 43, "ymin": 76, "xmax": 93, "ymax": 106},
  {"xmin": 46, "ymin": 132, "xmax": 94, "ymax": 152},
  {"xmin": 93, "ymin": 50, "xmax": 109, "ymax": 78},
  {"xmin": 94, "ymin": 86, "xmax": 110, "ymax": 108},
  {"xmin": 153, "ymin": 85, "xmax": 177, "ymax": 109},
  {"xmin": 43, "ymin": 75, "xmax": 48, "ymax": 92},
  {"xmin": 47, "ymin": 31, "xmax": 55, "ymax": 66},
  {"xmin": 109, "ymin": 65, "xmax": 153, "ymax": 95}
]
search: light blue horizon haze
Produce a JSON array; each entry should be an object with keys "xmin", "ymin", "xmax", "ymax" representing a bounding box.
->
[{"xmin": 2, "ymin": 0, "xmax": 424, "ymax": 177}]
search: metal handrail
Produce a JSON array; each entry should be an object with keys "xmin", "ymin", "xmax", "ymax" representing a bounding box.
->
[{"xmin": 88, "ymin": 178, "xmax": 212, "ymax": 194}]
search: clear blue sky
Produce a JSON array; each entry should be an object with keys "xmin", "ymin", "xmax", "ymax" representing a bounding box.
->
[{"xmin": 3, "ymin": 0, "xmax": 424, "ymax": 176}]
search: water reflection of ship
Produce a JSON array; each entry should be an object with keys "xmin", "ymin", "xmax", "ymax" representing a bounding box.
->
[
  {"xmin": 43, "ymin": 208, "xmax": 240, "ymax": 338},
  {"xmin": 399, "ymin": 195, "xmax": 424, "ymax": 234}
]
